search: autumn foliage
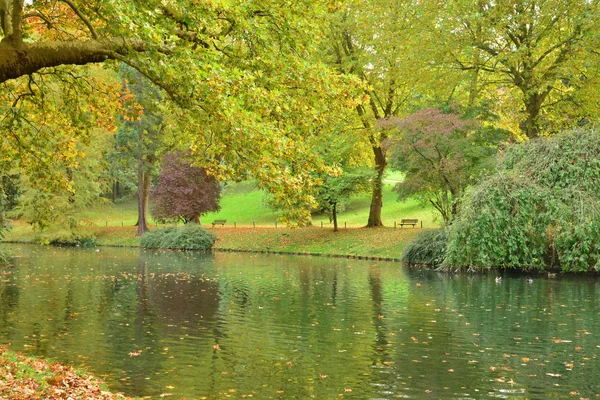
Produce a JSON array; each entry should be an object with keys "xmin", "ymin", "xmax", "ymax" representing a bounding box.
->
[
  {"xmin": 150, "ymin": 152, "xmax": 221, "ymax": 224},
  {"xmin": 0, "ymin": 347, "xmax": 130, "ymax": 399}
]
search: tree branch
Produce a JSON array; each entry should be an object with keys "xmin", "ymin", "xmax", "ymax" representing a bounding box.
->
[
  {"xmin": 11, "ymin": 74, "xmax": 34, "ymax": 107},
  {"xmin": 0, "ymin": 38, "xmax": 171, "ymax": 83},
  {"xmin": 11, "ymin": 0, "xmax": 24, "ymax": 44},
  {"xmin": 23, "ymin": 11, "xmax": 54, "ymax": 29},
  {"xmin": 60, "ymin": 0, "xmax": 98, "ymax": 40}
]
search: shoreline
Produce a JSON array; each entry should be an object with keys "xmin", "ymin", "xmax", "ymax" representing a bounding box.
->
[{"xmin": 2, "ymin": 225, "xmax": 422, "ymax": 260}]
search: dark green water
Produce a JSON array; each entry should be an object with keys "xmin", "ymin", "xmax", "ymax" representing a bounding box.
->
[{"xmin": 0, "ymin": 244, "xmax": 599, "ymax": 399}]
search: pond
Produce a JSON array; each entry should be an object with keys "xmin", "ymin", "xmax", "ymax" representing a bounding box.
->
[{"xmin": 0, "ymin": 244, "xmax": 599, "ymax": 399}]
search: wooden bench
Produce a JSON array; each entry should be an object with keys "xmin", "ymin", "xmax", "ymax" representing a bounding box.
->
[
  {"xmin": 212, "ymin": 219, "xmax": 227, "ymax": 227},
  {"xmin": 399, "ymin": 218, "xmax": 418, "ymax": 228}
]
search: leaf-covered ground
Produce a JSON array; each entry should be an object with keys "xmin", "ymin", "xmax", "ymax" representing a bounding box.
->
[{"xmin": 0, "ymin": 347, "xmax": 131, "ymax": 399}]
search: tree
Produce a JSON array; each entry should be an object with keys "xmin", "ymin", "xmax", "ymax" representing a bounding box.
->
[
  {"xmin": 114, "ymin": 65, "xmax": 165, "ymax": 235},
  {"xmin": 383, "ymin": 108, "xmax": 508, "ymax": 224},
  {"xmin": 325, "ymin": 0, "xmax": 440, "ymax": 227},
  {"xmin": 315, "ymin": 168, "xmax": 374, "ymax": 231},
  {"xmin": 432, "ymin": 0, "xmax": 600, "ymax": 138},
  {"xmin": 1, "ymin": 1, "xmax": 363, "ymax": 226},
  {"xmin": 150, "ymin": 152, "xmax": 221, "ymax": 224}
]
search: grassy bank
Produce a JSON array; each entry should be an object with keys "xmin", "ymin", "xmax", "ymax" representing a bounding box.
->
[
  {"xmin": 0, "ymin": 347, "xmax": 131, "ymax": 399},
  {"xmin": 92, "ymin": 225, "xmax": 423, "ymax": 259},
  {"xmin": 3, "ymin": 223, "xmax": 424, "ymax": 259}
]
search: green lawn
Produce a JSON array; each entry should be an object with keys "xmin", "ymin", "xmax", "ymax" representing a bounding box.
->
[
  {"xmin": 78, "ymin": 179, "xmax": 439, "ymax": 229},
  {"xmin": 4, "ymin": 178, "xmax": 440, "ymax": 257}
]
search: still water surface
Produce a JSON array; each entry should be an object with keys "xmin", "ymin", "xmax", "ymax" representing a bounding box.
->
[{"xmin": 0, "ymin": 244, "xmax": 599, "ymax": 399}]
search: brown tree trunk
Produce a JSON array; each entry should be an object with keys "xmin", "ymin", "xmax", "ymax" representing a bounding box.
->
[
  {"xmin": 332, "ymin": 202, "xmax": 338, "ymax": 232},
  {"xmin": 136, "ymin": 122, "xmax": 148, "ymax": 236},
  {"xmin": 523, "ymin": 93, "xmax": 544, "ymax": 139},
  {"xmin": 112, "ymin": 180, "xmax": 118, "ymax": 202},
  {"xmin": 366, "ymin": 145, "xmax": 386, "ymax": 227}
]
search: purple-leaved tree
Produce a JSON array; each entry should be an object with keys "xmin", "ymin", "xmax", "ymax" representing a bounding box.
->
[{"xmin": 150, "ymin": 152, "xmax": 221, "ymax": 224}]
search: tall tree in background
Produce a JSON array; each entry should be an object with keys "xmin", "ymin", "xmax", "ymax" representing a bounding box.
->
[
  {"xmin": 150, "ymin": 152, "xmax": 221, "ymax": 224},
  {"xmin": 433, "ymin": 0, "xmax": 600, "ymax": 138},
  {"xmin": 326, "ymin": 0, "xmax": 436, "ymax": 227},
  {"xmin": 115, "ymin": 65, "xmax": 165, "ymax": 235}
]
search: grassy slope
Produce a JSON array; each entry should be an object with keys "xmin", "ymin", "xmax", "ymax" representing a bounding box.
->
[{"xmin": 4, "ymin": 176, "xmax": 439, "ymax": 258}]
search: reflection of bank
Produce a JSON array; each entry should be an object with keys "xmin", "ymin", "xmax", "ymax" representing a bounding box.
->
[{"xmin": 0, "ymin": 258, "xmax": 20, "ymax": 342}]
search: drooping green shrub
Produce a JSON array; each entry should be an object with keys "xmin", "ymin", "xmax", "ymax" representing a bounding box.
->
[
  {"xmin": 401, "ymin": 229, "xmax": 448, "ymax": 268},
  {"xmin": 140, "ymin": 224, "xmax": 217, "ymax": 250},
  {"xmin": 444, "ymin": 127, "xmax": 600, "ymax": 272},
  {"xmin": 42, "ymin": 231, "xmax": 97, "ymax": 248},
  {"xmin": 0, "ymin": 250, "xmax": 8, "ymax": 266}
]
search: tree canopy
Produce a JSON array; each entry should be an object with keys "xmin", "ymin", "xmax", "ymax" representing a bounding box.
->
[{"xmin": 1, "ymin": 0, "xmax": 363, "ymax": 225}]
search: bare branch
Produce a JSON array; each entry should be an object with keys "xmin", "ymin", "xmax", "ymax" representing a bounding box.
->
[
  {"xmin": 23, "ymin": 11, "xmax": 54, "ymax": 29},
  {"xmin": 11, "ymin": 74, "xmax": 35, "ymax": 107},
  {"xmin": 60, "ymin": 0, "xmax": 98, "ymax": 40}
]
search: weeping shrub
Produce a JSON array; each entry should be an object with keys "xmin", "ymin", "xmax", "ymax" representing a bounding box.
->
[
  {"xmin": 141, "ymin": 224, "xmax": 216, "ymax": 250},
  {"xmin": 37, "ymin": 230, "xmax": 97, "ymax": 248},
  {"xmin": 443, "ymin": 127, "xmax": 600, "ymax": 272},
  {"xmin": 401, "ymin": 229, "xmax": 448, "ymax": 268}
]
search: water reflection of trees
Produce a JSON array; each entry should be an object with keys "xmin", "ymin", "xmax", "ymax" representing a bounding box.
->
[{"xmin": 2, "ymin": 245, "xmax": 600, "ymax": 399}]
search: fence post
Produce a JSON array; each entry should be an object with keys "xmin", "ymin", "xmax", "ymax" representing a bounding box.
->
[
  {"xmin": 320, "ymin": 221, "xmax": 323, "ymax": 228},
  {"xmin": 253, "ymin": 222, "xmax": 255, "ymax": 228},
  {"xmin": 275, "ymin": 221, "xmax": 278, "ymax": 228},
  {"xmin": 421, "ymin": 221, "xmax": 423, "ymax": 228},
  {"xmin": 394, "ymin": 221, "xmax": 396, "ymax": 229},
  {"xmin": 234, "ymin": 222, "xmax": 236, "ymax": 228},
  {"xmin": 344, "ymin": 222, "xmax": 347, "ymax": 229}
]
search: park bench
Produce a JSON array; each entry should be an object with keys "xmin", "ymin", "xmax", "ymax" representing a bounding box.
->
[
  {"xmin": 212, "ymin": 219, "xmax": 227, "ymax": 227},
  {"xmin": 399, "ymin": 218, "xmax": 419, "ymax": 228}
]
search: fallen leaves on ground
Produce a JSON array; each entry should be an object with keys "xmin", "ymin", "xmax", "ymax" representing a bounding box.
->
[{"xmin": 0, "ymin": 346, "xmax": 131, "ymax": 399}]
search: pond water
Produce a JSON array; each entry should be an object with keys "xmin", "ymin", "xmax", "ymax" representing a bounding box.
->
[{"xmin": 0, "ymin": 244, "xmax": 599, "ymax": 399}]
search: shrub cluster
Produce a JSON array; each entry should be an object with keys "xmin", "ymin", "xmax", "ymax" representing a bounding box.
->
[
  {"xmin": 401, "ymin": 229, "xmax": 448, "ymax": 268},
  {"xmin": 39, "ymin": 231, "xmax": 97, "ymax": 248},
  {"xmin": 443, "ymin": 127, "xmax": 600, "ymax": 272},
  {"xmin": 140, "ymin": 224, "xmax": 217, "ymax": 250}
]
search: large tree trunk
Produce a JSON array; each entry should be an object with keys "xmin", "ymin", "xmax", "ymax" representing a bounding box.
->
[
  {"xmin": 366, "ymin": 145, "xmax": 386, "ymax": 227},
  {"xmin": 523, "ymin": 93, "xmax": 544, "ymax": 139}
]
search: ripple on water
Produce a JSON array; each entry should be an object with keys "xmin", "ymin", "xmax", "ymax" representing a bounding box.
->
[{"xmin": 1, "ymin": 245, "xmax": 600, "ymax": 399}]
